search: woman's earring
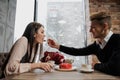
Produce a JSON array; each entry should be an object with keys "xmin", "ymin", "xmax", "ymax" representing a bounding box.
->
[{"xmin": 34, "ymin": 34, "xmax": 36, "ymax": 37}]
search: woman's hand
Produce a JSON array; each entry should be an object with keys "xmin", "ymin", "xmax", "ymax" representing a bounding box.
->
[
  {"xmin": 39, "ymin": 62, "xmax": 54, "ymax": 72},
  {"xmin": 47, "ymin": 39, "xmax": 60, "ymax": 49},
  {"xmin": 31, "ymin": 62, "xmax": 54, "ymax": 72}
]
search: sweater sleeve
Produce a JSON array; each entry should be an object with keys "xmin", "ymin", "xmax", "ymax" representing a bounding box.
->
[
  {"xmin": 5, "ymin": 37, "xmax": 31, "ymax": 76},
  {"xmin": 59, "ymin": 42, "xmax": 97, "ymax": 56}
]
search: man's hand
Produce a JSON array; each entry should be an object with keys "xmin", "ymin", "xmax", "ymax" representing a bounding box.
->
[{"xmin": 47, "ymin": 39, "xmax": 60, "ymax": 49}]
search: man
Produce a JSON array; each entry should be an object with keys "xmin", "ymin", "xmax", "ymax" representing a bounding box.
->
[{"xmin": 48, "ymin": 12, "xmax": 120, "ymax": 76}]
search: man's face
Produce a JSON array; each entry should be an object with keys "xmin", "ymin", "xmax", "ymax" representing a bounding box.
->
[{"xmin": 89, "ymin": 21, "xmax": 105, "ymax": 39}]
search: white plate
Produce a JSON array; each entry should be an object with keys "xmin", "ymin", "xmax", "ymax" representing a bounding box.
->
[
  {"xmin": 55, "ymin": 66, "xmax": 77, "ymax": 71},
  {"xmin": 80, "ymin": 68, "xmax": 94, "ymax": 73}
]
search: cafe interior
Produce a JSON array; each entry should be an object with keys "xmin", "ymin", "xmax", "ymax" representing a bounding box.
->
[{"xmin": 0, "ymin": 0, "xmax": 120, "ymax": 79}]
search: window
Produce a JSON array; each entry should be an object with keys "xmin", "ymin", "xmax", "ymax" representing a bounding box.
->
[{"xmin": 37, "ymin": 0, "xmax": 90, "ymax": 66}]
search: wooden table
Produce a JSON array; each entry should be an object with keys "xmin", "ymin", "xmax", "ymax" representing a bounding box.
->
[{"xmin": 6, "ymin": 69, "xmax": 120, "ymax": 80}]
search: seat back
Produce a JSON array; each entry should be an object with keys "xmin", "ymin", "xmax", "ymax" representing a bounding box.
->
[{"xmin": 0, "ymin": 52, "xmax": 9, "ymax": 79}]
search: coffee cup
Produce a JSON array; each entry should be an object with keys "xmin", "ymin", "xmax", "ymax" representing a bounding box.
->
[
  {"xmin": 64, "ymin": 59, "xmax": 74, "ymax": 64},
  {"xmin": 81, "ymin": 64, "xmax": 92, "ymax": 69}
]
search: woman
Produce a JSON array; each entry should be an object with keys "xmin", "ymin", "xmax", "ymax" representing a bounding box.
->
[{"xmin": 4, "ymin": 22, "xmax": 53, "ymax": 76}]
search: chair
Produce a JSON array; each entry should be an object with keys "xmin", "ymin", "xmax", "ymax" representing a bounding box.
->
[{"xmin": 0, "ymin": 52, "xmax": 9, "ymax": 79}]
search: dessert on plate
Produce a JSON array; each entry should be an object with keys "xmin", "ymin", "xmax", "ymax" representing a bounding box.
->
[{"xmin": 59, "ymin": 63, "xmax": 72, "ymax": 69}]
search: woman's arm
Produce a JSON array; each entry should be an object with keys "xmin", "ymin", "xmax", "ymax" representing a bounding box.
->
[
  {"xmin": 31, "ymin": 62, "xmax": 53, "ymax": 72},
  {"xmin": 5, "ymin": 37, "xmax": 30, "ymax": 75},
  {"xmin": 5, "ymin": 37, "xmax": 54, "ymax": 76}
]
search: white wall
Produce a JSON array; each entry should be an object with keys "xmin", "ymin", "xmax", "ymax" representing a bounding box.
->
[{"xmin": 14, "ymin": 0, "xmax": 34, "ymax": 42}]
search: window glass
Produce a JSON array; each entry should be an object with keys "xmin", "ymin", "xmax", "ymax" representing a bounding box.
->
[{"xmin": 38, "ymin": 0, "xmax": 89, "ymax": 66}]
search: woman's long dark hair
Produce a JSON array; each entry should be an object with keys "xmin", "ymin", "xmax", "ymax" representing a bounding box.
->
[
  {"xmin": 1, "ymin": 22, "xmax": 43, "ymax": 78},
  {"xmin": 22, "ymin": 22, "xmax": 44, "ymax": 62}
]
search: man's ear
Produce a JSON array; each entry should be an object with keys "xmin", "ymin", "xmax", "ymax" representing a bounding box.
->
[{"xmin": 104, "ymin": 22, "xmax": 109, "ymax": 30}]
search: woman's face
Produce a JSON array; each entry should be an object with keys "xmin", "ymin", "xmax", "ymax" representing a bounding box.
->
[{"xmin": 34, "ymin": 27, "xmax": 45, "ymax": 44}]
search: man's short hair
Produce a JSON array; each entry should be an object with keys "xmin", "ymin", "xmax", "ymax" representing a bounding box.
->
[
  {"xmin": 90, "ymin": 12, "xmax": 111, "ymax": 28},
  {"xmin": 90, "ymin": 12, "xmax": 111, "ymax": 21}
]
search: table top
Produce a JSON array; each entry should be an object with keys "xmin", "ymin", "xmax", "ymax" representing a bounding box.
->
[{"xmin": 7, "ymin": 69, "xmax": 120, "ymax": 80}]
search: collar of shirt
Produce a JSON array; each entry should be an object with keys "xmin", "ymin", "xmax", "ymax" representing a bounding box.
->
[{"xmin": 96, "ymin": 31, "xmax": 113, "ymax": 49}]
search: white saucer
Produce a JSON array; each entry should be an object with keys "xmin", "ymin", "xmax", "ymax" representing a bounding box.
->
[
  {"xmin": 80, "ymin": 68, "xmax": 94, "ymax": 73},
  {"xmin": 55, "ymin": 66, "xmax": 77, "ymax": 71}
]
